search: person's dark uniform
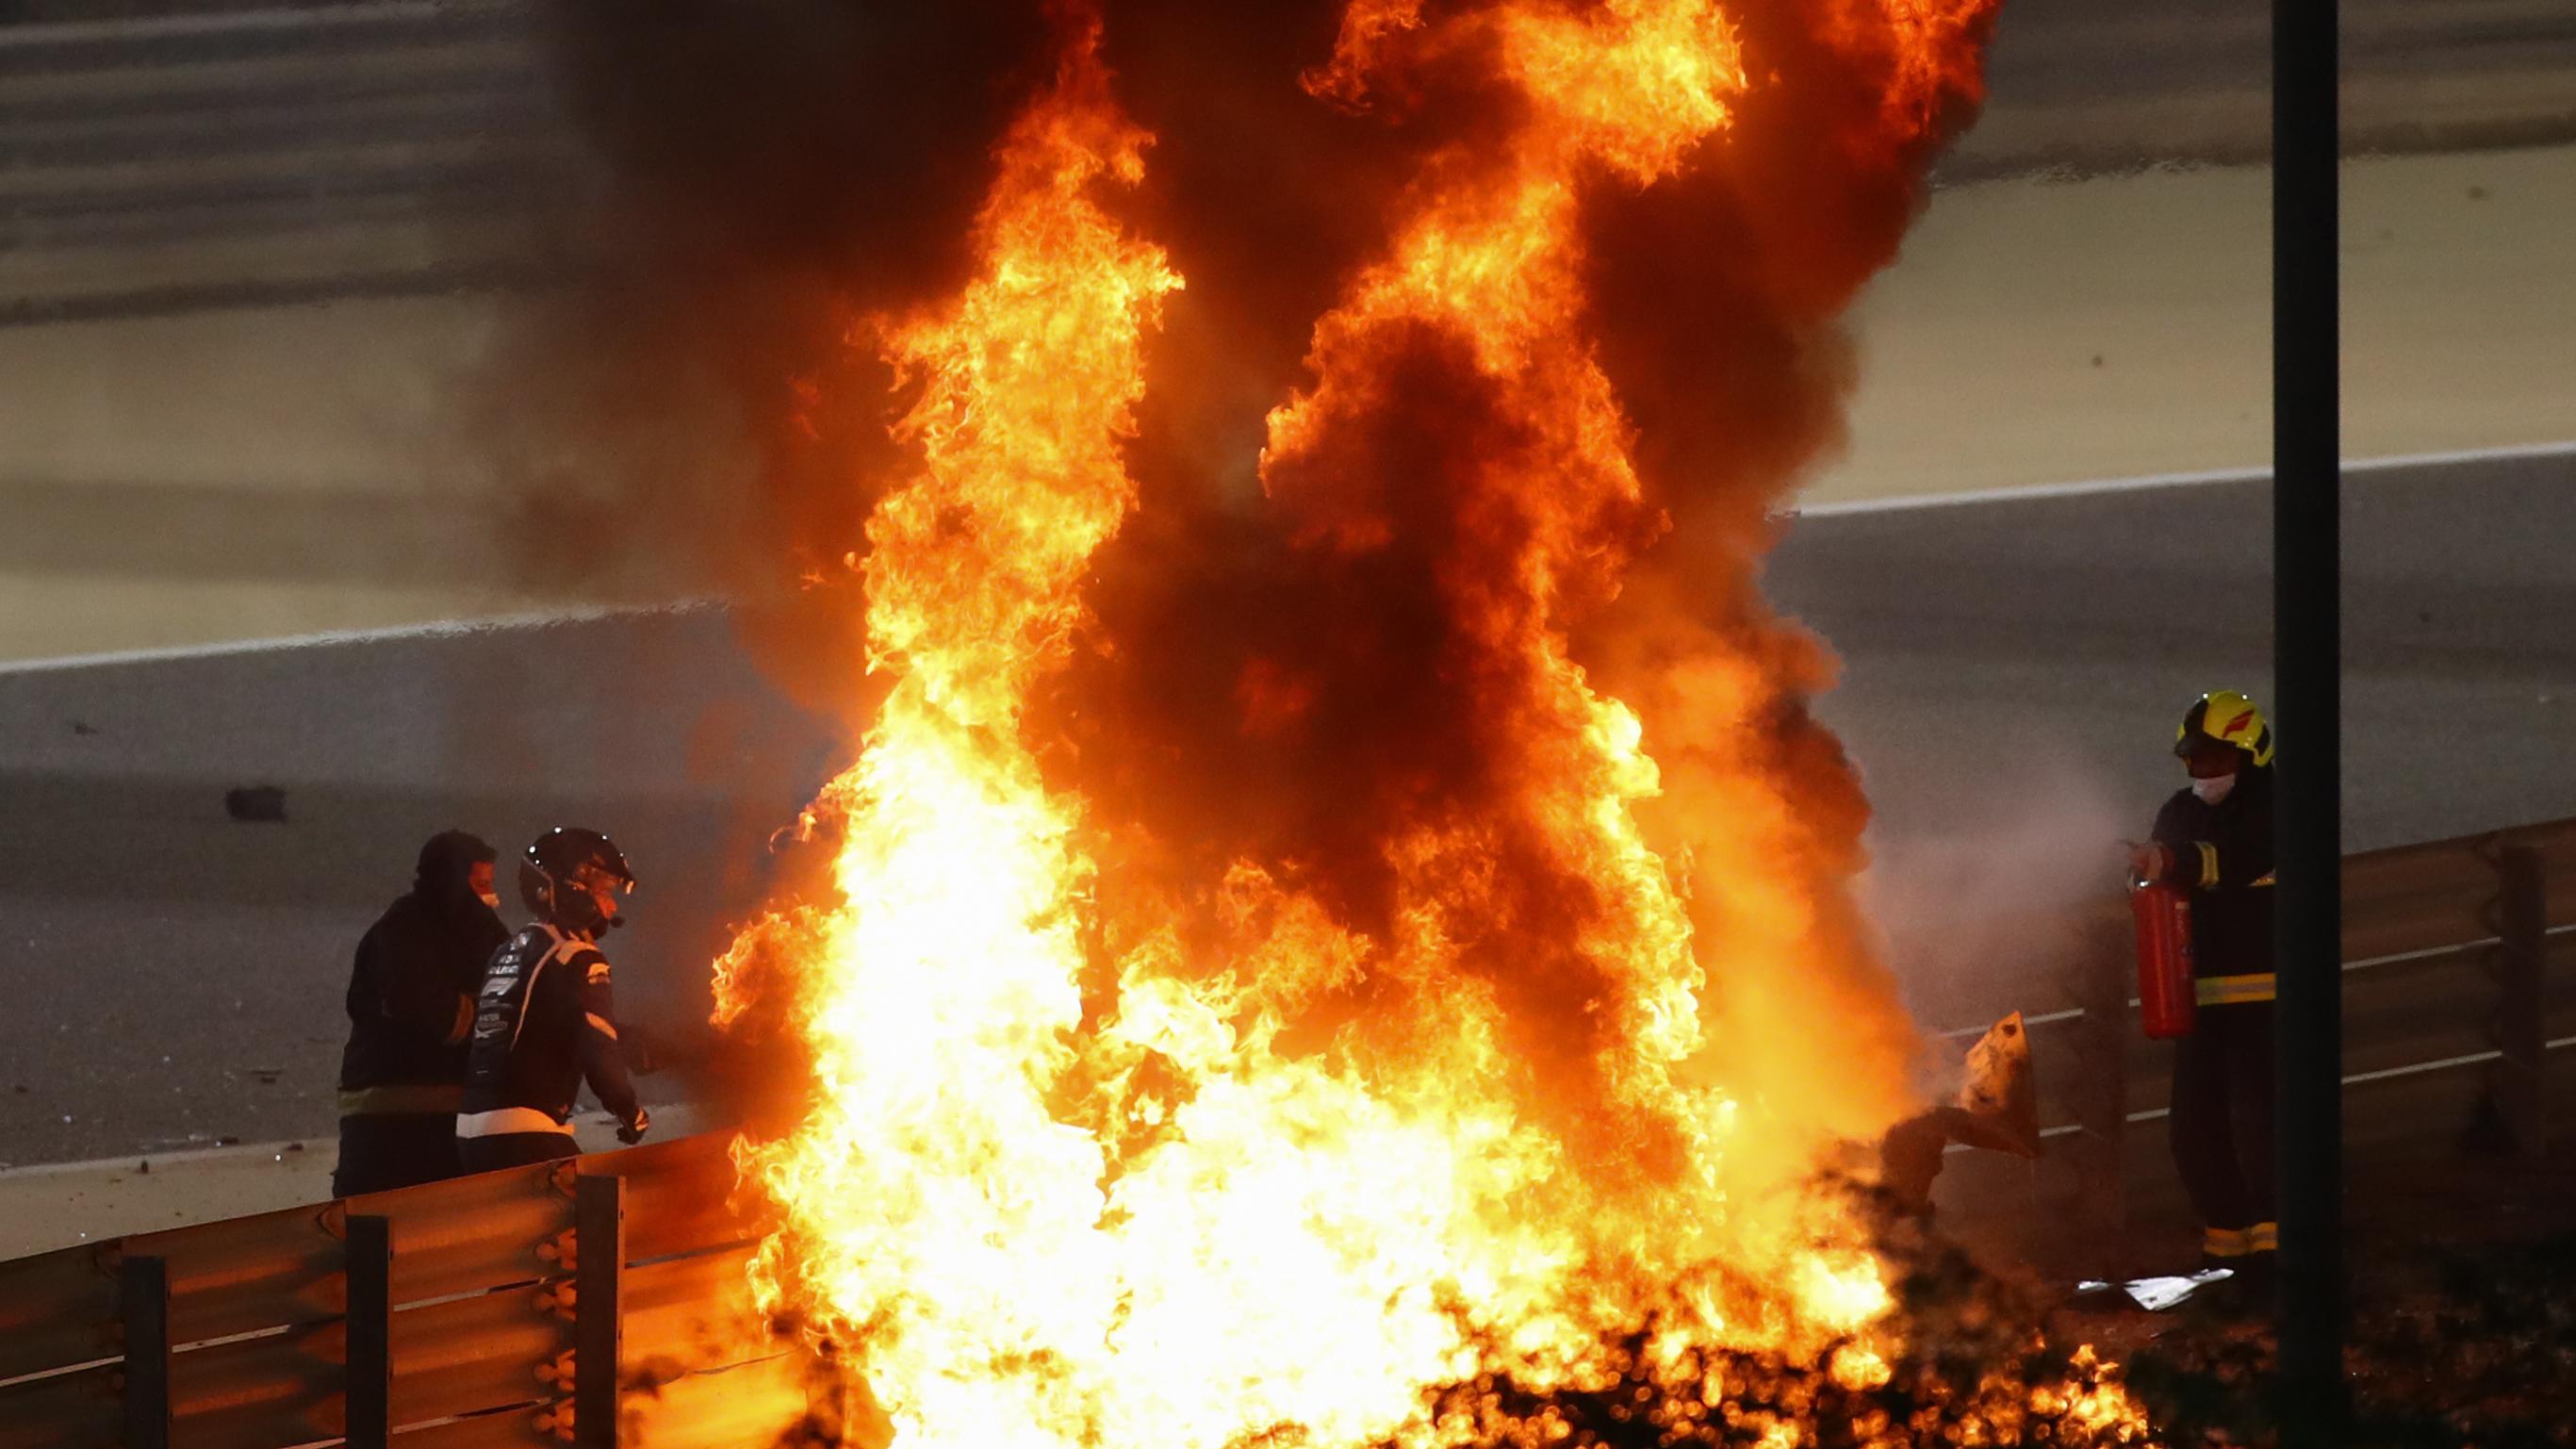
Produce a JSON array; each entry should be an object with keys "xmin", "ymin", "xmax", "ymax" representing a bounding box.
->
[
  {"xmin": 334, "ymin": 831, "xmax": 508, "ymax": 1195},
  {"xmin": 2143, "ymin": 690, "xmax": 2278, "ymax": 1268},
  {"xmin": 457, "ymin": 828, "xmax": 650, "ymax": 1171}
]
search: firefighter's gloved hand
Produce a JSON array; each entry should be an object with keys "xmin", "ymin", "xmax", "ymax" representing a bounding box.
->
[
  {"xmin": 2125, "ymin": 842, "xmax": 2172, "ymax": 881},
  {"xmin": 617, "ymin": 1108, "xmax": 650, "ymax": 1145}
]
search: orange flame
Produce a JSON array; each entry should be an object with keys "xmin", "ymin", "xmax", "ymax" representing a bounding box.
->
[{"xmin": 715, "ymin": 3, "xmax": 2145, "ymax": 1446}]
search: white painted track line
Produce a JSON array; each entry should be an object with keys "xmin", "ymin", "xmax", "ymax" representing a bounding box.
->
[
  {"xmin": 0, "ymin": 600, "xmax": 713, "ymax": 679},
  {"xmin": 6, "ymin": 438, "xmax": 2568, "ymax": 677},
  {"xmin": 1789, "ymin": 438, "xmax": 2576, "ymax": 519}
]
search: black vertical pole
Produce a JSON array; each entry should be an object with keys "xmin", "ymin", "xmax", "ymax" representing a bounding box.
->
[
  {"xmin": 574, "ymin": 1174, "xmax": 627, "ymax": 1449},
  {"xmin": 2273, "ymin": 0, "xmax": 2343, "ymax": 1440},
  {"xmin": 2488, "ymin": 845, "xmax": 2548, "ymax": 1156},
  {"xmin": 346, "ymin": 1214, "xmax": 394, "ymax": 1449},
  {"xmin": 120, "ymin": 1255, "xmax": 172, "ymax": 1449}
]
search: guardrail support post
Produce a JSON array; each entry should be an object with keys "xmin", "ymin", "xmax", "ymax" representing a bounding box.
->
[
  {"xmin": 575, "ymin": 1174, "xmax": 626, "ymax": 1449},
  {"xmin": 120, "ymin": 1254, "xmax": 172, "ymax": 1449},
  {"xmin": 2480, "ymin": 845, "xmax": 2549, "ymax": 1158},
  {"xmin": 346, "ymin": 1214, "xmax": 394, "ymax": 1449},
  {"xmin": 2068, "ymin": 914, "xmax": 2130, "ymax": 1232}
]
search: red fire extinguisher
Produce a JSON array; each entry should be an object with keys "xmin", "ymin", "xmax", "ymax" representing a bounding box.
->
[{"xmin": 2131, "ymin": 874, "xmax": 2198, "ymax": 1039}]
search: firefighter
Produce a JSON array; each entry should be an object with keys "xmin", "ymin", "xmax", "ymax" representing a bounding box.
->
[
  {"xmin": 334, "ymin": 830, "xmax": 509, "ymax": 1195},
  {"xmin": 456, "ymin": 828, "xmax": 651, "ymax": 1171},
  {"xmin": 2127, "ymin": 690, "xmax": 2278, "ymax": 1275}
]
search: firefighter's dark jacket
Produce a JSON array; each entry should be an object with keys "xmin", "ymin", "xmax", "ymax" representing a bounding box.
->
[
  {"xmin": 2148, "ymin": 765, "xmax": 2277, "ymax": 980},
  {"xmin": 460, "ymin": 924, "xmax": 641, "ymax": 1136},
  {"xmin": 338, "ymin": 888, "xmax": 509, "ymax": 1112}
]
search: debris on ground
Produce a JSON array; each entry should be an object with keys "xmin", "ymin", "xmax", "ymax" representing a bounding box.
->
[
  {"xmin": 2051, "ymin": 1230, "xmax": 2576, "ymax": 1445},
  {"xmin": 2075, "ymin": 1268, "xmax": 2234, "ymax": 1312},
  {"xmin": 222, "ymin": 785, "xmax": 287, "ymax": 822}
]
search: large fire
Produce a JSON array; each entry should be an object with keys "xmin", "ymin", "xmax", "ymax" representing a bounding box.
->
[{"xmin": 711, "ymin": 2, "xmax": 2149, "ymax": 1446}]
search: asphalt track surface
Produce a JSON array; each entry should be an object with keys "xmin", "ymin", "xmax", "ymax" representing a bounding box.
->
[
  {"xmin": 5, "ymin": 451, "xmax": 2572, "ymax": 1168},
  {"xmin": 1776, "ymin": 449, "xmax": 2576, "ymax": 856}
]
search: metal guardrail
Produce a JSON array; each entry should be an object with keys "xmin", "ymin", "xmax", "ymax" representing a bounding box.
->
[
  {"xmin": 1938, "ymin": 816, "xmax": 2576, "ymax": 1227},
  {"xmin": 1, "ymin": 816, "xmax": 2566, "ymax": 1446},
  {"xmin": 0, "ymin": 1133, "xmax": 825, "ymax": 1449}
]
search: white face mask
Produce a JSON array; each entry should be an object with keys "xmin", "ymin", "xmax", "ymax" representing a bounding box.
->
[
  {"xmin": 2190, "ymin": 773, "xmax": 2238, "ymax": 805},
  {"xmin": 477, "ymin": 890, "xmax": 502, "ymax": 911}
]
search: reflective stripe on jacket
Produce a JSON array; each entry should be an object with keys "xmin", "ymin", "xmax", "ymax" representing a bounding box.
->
[{"xmin": 2194, "ymin": 972, "xmax": 2277, "ymax": 1006}]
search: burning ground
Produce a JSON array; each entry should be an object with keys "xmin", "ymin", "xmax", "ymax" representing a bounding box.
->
[{"xmin": 515, "ymin": 0, "xmax": 2158, "ymax": 1444}]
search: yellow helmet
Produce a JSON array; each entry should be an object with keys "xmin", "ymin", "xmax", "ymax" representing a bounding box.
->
[{"xmin": 2174, "ymin": 690, "xmax": 2273, "ymax": 766}]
